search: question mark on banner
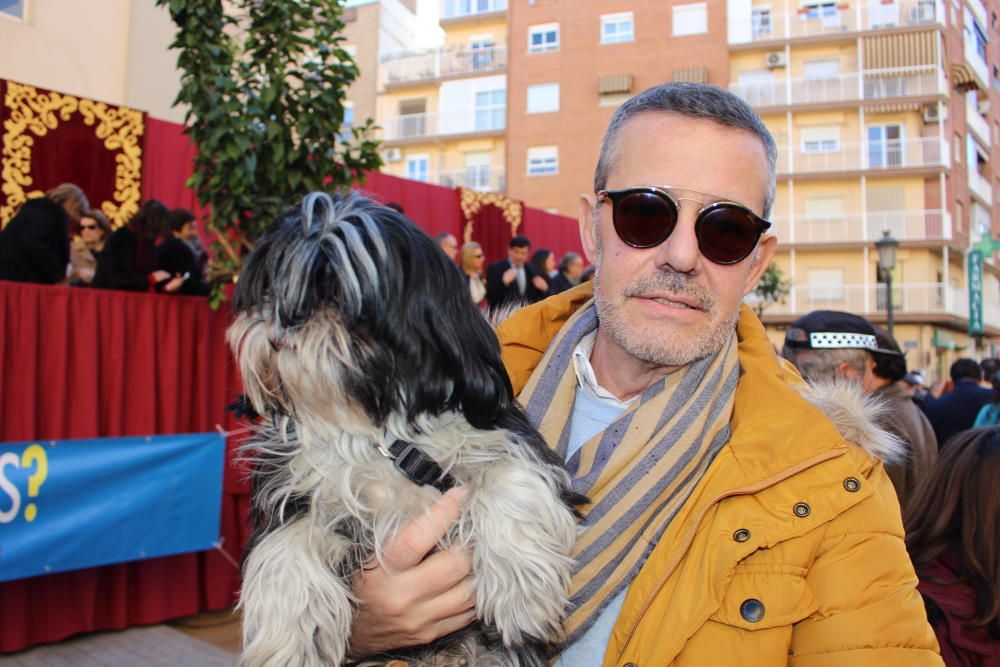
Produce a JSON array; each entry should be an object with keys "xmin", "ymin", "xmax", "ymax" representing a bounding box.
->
[{"xmin": 21, "ymin": 444, "xmax": 47, "ymax": 522}]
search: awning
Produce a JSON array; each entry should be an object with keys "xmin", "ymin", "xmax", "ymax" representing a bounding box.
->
[
  {"xmin": 672, "ymin": 66, "xmax": 709, "ymax": 83},
  {"xmin": 951, "ymin": 62, "xmax": 978, "ymax": 90},
  {"xmin": 862, "ymin": 31, "xmax": 938, "ymax": 71},
  {"xmin": 598, "ymin": 74, "xmax": 633, "ymax": 95}
]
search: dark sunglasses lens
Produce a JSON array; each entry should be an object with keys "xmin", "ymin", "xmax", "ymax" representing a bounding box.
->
[
  {"xmin": 697, "ymin": 205, "xmax": 760, "ymax": 264},
  {"xmin": 613, "ymin": 192, "xmax": 676, "ymax": 248}
]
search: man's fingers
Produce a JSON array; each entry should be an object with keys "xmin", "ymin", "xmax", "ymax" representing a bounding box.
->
[
  {"xmin": 416, "ymin": 577, "xmax": 476, "ymax": 622},
  {"xmin": 427, "ymin": 608, "xmax": 478, "ymax": 643},
  {"xmin": 402, "ymin": 548, "xmax": 473, "ymax": 603},
  {"xmin": 382, "ymin": 487, "xmax": 469, "ymax": 572}
]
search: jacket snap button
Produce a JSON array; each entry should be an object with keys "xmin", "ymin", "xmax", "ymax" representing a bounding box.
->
[
  {"xmin": 843, "ymin": 477, "xmax": 861, "ymax": 492},
  {"xmin": 733, "ymin": 528, "xmax": 751, "ymax": 542},
  {"xmin": 793, "ymin": 502, "xmax": 811, "ymax": 517},
  {"xmin": 740, "ymin": 598, "xmax": 765, "ymax": 623}
]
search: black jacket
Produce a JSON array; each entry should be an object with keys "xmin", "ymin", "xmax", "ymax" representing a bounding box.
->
[
  {"xmin": 921, "ymin": 379, "xmax": 993, "ymax": 449},
  {"xmin": 91, "ymin": 226, "xmax": 151, "ymax": 292},
  {"xmin": 548, "ymin": 271, "xmax": 575, "ymax": 295},
  {"xmin": 0, "ymin": 198, "xmax": 69, "ymax": 284},
  {"xmin": 155, "ymin": 237, "xmax": 210, "ymax": 296},
  {"xmin": 485, "ymin": 258, "xmax": 546, "ymax": 311}
]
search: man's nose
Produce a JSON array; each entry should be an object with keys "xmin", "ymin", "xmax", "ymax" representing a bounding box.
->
[{"xmin": 653, "ymin": 205, "xmax": 700, "ymax": 274}]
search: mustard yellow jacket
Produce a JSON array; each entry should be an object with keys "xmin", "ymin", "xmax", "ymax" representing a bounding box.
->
[{"xmin": 497, "ymin": 283, "xmax": 942, "ymax": 667}]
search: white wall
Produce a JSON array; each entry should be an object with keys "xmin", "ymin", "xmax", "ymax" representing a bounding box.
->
[
  {"xmin": 438, "ymin": 73, "xmax": 505, "ymax": 133},
  {"xmin": 124, "ymin": 0, "xmax": 185, "ymax": 122}
]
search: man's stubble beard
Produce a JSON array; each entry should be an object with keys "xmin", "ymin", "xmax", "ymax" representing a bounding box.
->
[{"xmin": 592, "ymin": 216, "xmax": 739, "ymax": 367}]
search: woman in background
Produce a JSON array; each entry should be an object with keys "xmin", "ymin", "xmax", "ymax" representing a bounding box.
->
[
  {"xmin": 92, "ymin": 200, "xmax": 181, "ymax": 292},
  {"xmin": 459, "ymin": 241, "xmax": 486, "ymax": 307},
  {"xmin": 528, "ymin": 248, "xmax": 556, "ymax": 296},
  {"xmin": 973, "ymin": 372, "xmax": 1000, "ymax": 426},
  {"xmin": 905, "ymin": 426, "xmax": 1000, "ymax": 666},
  {"xmin": 69, "ymin": 209, "xmax": 112, "ymax": 285}
]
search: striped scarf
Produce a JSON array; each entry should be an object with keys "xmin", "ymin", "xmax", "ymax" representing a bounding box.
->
[{"xmin": 519, "ymin": 299, "xmax": 739, "ymax": 646}]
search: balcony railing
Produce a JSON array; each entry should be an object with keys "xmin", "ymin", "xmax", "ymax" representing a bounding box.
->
[
  {"xmin": 438, "ymin": 166, "xmax": 505, "ymax": 192},
  {"xmin": 771, "ymin": 209, "xmax": 951, "ymax": 243},
  {"xmin": 759, "ymin": 282, "xmax": 968, "ymax": 318},
  {"xmin": 969, "ymin": 168, "xmax": 993, "ymax": 204},
  {"xmin": 966, "ymin": 101, "xmax": 991, "ymax": 145},
  {"xmin": 963, "ymin": 35, "xmax": 990, "ymax": 90},
  {"xmin": 730, "ymin": 0, "xmax": 941, "ymax": 44},
  {"xmin": 382, "ymin": 45, "xmax": 507, "ymax": 86},
  {"xmin": 381, "ymin": 109, "xmax": 506, "ymax": 142},
  {"xmin": 777, "ymin": 137, "xmax": 948, "ymax": 175},
  {"xmin": 441, "ymin": 0, "xmax": 506, "ymax": 20},
  {"xmin": 731, "ymin": 67, "xmax": 943, "ymax": 108}
]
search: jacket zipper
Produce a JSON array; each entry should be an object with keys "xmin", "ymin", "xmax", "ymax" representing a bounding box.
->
[{"xmin": 614, "ymin": 447, "xmax": 847, "ymax": 664}]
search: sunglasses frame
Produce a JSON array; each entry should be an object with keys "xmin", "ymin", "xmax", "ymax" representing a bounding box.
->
[{"xmin": 596, "ymin": 186, "xmax": 772, "ymax": 265}]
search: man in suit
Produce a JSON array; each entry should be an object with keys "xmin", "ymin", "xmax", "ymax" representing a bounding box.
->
[
  {"xmin": 922, "ymin": 358, "xmax": 992, "ymax": 449},
  {"xmin": 485, "ymin": 235, "xmax": 547, "ymax": 312},
  {"xmin": 155, "ymin": 208, "xmax": 211, "ymax": 296}
]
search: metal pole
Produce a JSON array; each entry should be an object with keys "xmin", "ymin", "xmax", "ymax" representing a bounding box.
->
[{"xmin": 886, "ymin": 271, "xmax": 895, "ymax": 339}]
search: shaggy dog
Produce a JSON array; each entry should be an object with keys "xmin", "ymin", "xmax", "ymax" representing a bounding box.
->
[{"xmin": 228, "ymin": 192, "xmax": 580, "ymax": 666}]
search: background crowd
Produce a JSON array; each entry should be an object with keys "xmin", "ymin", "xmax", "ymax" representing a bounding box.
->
[{"xmin": 0, "ymin": 182, "xmax": 210, "ymax": 296}]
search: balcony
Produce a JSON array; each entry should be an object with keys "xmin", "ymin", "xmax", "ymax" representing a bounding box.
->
[
  {"xmin": 441, "ymin": 0, "xmax": 506, "ymax": 21},
  {"xmin": 969, "ymin": 167, "xmax": 993, "ymax": 204},
  {"xmin": 438, "ymin": 166, "xmax": 505, "ymax": 192},
  {"xmin": 777, "ymin": 136, "xmax": 948, "ymax": 175},
  {"xmin": 962, "ymin": 36, "xmax": 990, "ymax": 90},
  {"xmin": 731, "ymin": 67, "xmax": 943, "ymax": 108},
  {"xmin": 381, "ymin": 109, "xmax": 506, "ymax": 143},
  {"xmin": 966, "ymin": 101, "xmax": 991, "ymax": 146},
  {"xmin": 761, "ymin": 282, "xmax": 968, "ymax": 319},
  {"xmin": 771, "ymin": 209, "xmax": 951, "ymax": 243},
  {"xmin": 729, "ymin": 0, "xmax": 941, "ymax": 45},
  {"xmin": 382, "ymin": 46, "xmax": 507, "ymax": 87}
]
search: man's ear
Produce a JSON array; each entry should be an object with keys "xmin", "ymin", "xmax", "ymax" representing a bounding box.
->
[
  {"xmin": 579, "ymin": 194, "xmax": 598, "ymax": 265},
  {"xmin": 742, "ymin": 234, "xmax": 778, "ymax": 296}
]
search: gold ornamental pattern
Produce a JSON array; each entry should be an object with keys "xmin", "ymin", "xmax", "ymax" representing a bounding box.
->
[
  {"xmin": 1, "ymin": 81, "xmax": 144, "ymax": 228},
  {"xmin": 459, "ymin": 187, "xmax": 524, "ymax": 243}
]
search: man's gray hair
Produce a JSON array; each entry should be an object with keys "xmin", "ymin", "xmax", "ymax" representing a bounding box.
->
[
  {"xmin": 593, "ymin": 82, "xmax": 778, "ymax": 218},
  {"xmin": 782, "ymin": 346, "xmax": 870, "ymax": 385}
]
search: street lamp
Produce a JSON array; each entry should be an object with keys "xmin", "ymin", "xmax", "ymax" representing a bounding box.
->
[{"xmin": 875, "ymin": 230, "xmax": 899, "ymax": 338}]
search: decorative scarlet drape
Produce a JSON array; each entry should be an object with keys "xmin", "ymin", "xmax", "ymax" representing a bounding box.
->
[
  {"xmin": 0, "ymin": 281, "xmax": 249, "ymax": 653},
  {"xmin": 0, "ymin": 80, "xmax": 145, "ymax": 231},
  {"xmin": 522, "ymin": 207, "xmax": 585, "ymax": 260},
  {"xmin": 355, "ymin": 171, "xmax": 463, "ymax": 240}
]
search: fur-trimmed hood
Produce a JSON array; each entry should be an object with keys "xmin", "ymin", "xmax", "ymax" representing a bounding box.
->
[{"xmin": 796, "ymin": 379, "xmax": 906, "ymax": 465}]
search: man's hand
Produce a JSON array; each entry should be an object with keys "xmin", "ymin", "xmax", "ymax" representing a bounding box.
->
[
  {"xmin": 502, "ymin": 267, "xmax": 517, "ymax": 285},
  {"xmin": 532, "ymin": 275, "xmax": 548, "ymax": 292},
  {"xmin": 347, "ymin": 487, "xmax": 476, "ymax": 659}
]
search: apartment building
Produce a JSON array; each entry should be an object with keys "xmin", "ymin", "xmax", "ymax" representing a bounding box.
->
[
  {"xmin": 727, "ymin": 0, "xmax": 1000, "ymax": 375},
  {"xmin": 505, "ymin": 1, "xmax": 731, "ymax": 214},
  {"xmin": 376, "ymin": 0, "xmax": 509, "ymax": 193}
]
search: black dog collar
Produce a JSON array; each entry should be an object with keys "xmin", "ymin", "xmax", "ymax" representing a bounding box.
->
[{"xmin": 386, "ymin": 439, "xmax": 456, "ymax": 493}]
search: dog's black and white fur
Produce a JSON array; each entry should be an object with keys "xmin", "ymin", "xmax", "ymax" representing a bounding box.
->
[{"xmin": 228, "ymin": 192, "xmax": 579, "ymax": 666}]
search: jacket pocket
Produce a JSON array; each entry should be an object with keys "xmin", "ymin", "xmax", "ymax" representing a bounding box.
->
[{"xmin": 709, "ymin": 564, "xmax": 818, "ymax": 631}]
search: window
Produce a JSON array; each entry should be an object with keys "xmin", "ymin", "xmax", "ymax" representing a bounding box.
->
[
  {"xmin": 528, "ymin": 23, "xmax": 559, "ymax": 52},
  {"xmin": 867, "ymin": 124, "xmax": 904, "ymax": 167},
  {"xmin": 397, "ymin": 98, "xmax": 426, "ymax": 138},
  {"xmin": 803, "ymin": 58, "xmax": 840, "ymax": 79},
  {"xmin": 526, "ymin": 83, "xmax": 559, "ymax": 113},
  {"xmin": 527, "ymin": 146, "xmax": 558, "ymax": 175},
  {"xmin": 807, "ymin": 268, "xmax": 845, "ymax": 302},
  {"xmin": 752, "ymin": 7, "xmax": 772, "ymax": 36},
  {"xmin": 0, "ymin": 0, "xmax": 26, "ymax": 20},
  {"xmin": 802, "ymin": 1, "xmax": 838, "ymax": 20},
  {"xmin": 465, "ymin": 152, "xmax": 493, "ymax": 191},
  {"xmin": 405, "ymin": 154, "xmax": 429, "ymax": 183},
  {"xmin": 954, "ymin": 132, "xmax": 964, "ymax": 164},
  {"xmin": 475, "ymin": 89, "xmax": 505, "ymax": 131},
  {"xmin": 601, "ymin": 12, "xmax": 634, "ymax": 43},
  {"xmin": 673, "ymin": 3, "xmax": 708, "ymax": 36},
  {"xmin": 470, "ymin": 36, "xmax": 496, "ymax": 70},
  {"xmin": 973, "ymin": 21, "xmax": 987, "ymax": 62},
  {"xmin": 801, "ymin": 126, "xmax": 841, "ymax": 152},
  {"xmin": 338, "ymin": 101, "xmax": 355, "ymax": 142}
]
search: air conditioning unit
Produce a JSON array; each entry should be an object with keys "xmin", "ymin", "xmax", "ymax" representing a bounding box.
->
[
  {"xmin": 765, "ymin": 51, "xmax": 787, "ymax": 69},
  {"xmin": 922, "ymin": 104, "xmax": 941, "ymax": 123},
  {"xmin": 383, "ymin": 147, "xmax": 403, "ymax": 163}
]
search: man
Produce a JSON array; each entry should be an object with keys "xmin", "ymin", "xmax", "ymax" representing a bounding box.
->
[
  {"xmin": 347, "ymin": 84, "xmax": 940, "ymax": 665},
  {"xmin": 484, "ymin": 235, "xmax": 548, "ymax": 311},
  {"xmin": 549, "ymin": 252, "xmax": 585, "ymax": 295},
  {"xmin": 434, "ymin": 232, "xmax": 458, "ymax": 262},
  {"xmin": 154, "ymin": 209, "xmax": 210, "ymax": 296},
  {"xmin": 0, "ymin": 183, "xmax": 89, "ymax": 284},
  {"xmin": 922, "ymin": 358, "xmax": 992, "ymax": 449},
  {"xmin": 782, "ymin": 312, "xmax": 937, "ymax": 510}
]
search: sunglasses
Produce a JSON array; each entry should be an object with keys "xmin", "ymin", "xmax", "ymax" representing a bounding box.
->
[
  {"xmin": 80, "ymin": 224, "xmax": 99, "ymax": 231},
  {"xmin": 597, "ymin": 186, "xmax": 772, "ymax": 265}
]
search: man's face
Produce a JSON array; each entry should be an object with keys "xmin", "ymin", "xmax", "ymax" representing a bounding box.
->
[
  {"xmin": 440, "ymin": 235, "xmax": 458, "ymax": 261},
  {"xmin": 508, "ymin": 245, "xmax": 529, "ymax": 267},
  {"xmin": 566, "ymin": 257, "xmax": 584, "ymax": 282},
  {"xmin": 176, "ymin": 221, "xmax": 198, "ymax": 243},
  {"xmin": 579, "ymin": 112, "xmax": 776, "ymax": 367}
]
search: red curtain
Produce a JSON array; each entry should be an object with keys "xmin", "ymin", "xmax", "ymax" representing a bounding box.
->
[
  {"xmin": 356, "ymin": 171, "xmax": 463, "ymax": 239},
  {"xmin": 468, "ymin": 203, "xmax": 515, "ymax": 265},
  {"xmin": 0, "ymin": 281, "xmax": 249, "ymax": 653},
  {"xmin": 521, "ymin": 207, "xmax": 586, "ymax": 262},
  {"xmin": 0, "ymin": 80, "xmax": 146, "ymax": 232}
]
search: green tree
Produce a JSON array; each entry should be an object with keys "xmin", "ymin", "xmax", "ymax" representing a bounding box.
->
[
  {"xmin": 158, "ymin": 0, "xmax": 381, "ymax": 302},
  {"xmin": 751, "ymin": 263, "xmax": 792, "ymax": 317}
]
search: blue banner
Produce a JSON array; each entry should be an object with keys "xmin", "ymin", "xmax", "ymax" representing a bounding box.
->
[{"xmin": 0, "ymin": 433, "xmax": 225, "ymax": 582}]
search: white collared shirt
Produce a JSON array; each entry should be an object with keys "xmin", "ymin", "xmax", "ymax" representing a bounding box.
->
[{"xmin": 571, "ymin": 331, "xmax": 639, "ymax": 410}]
